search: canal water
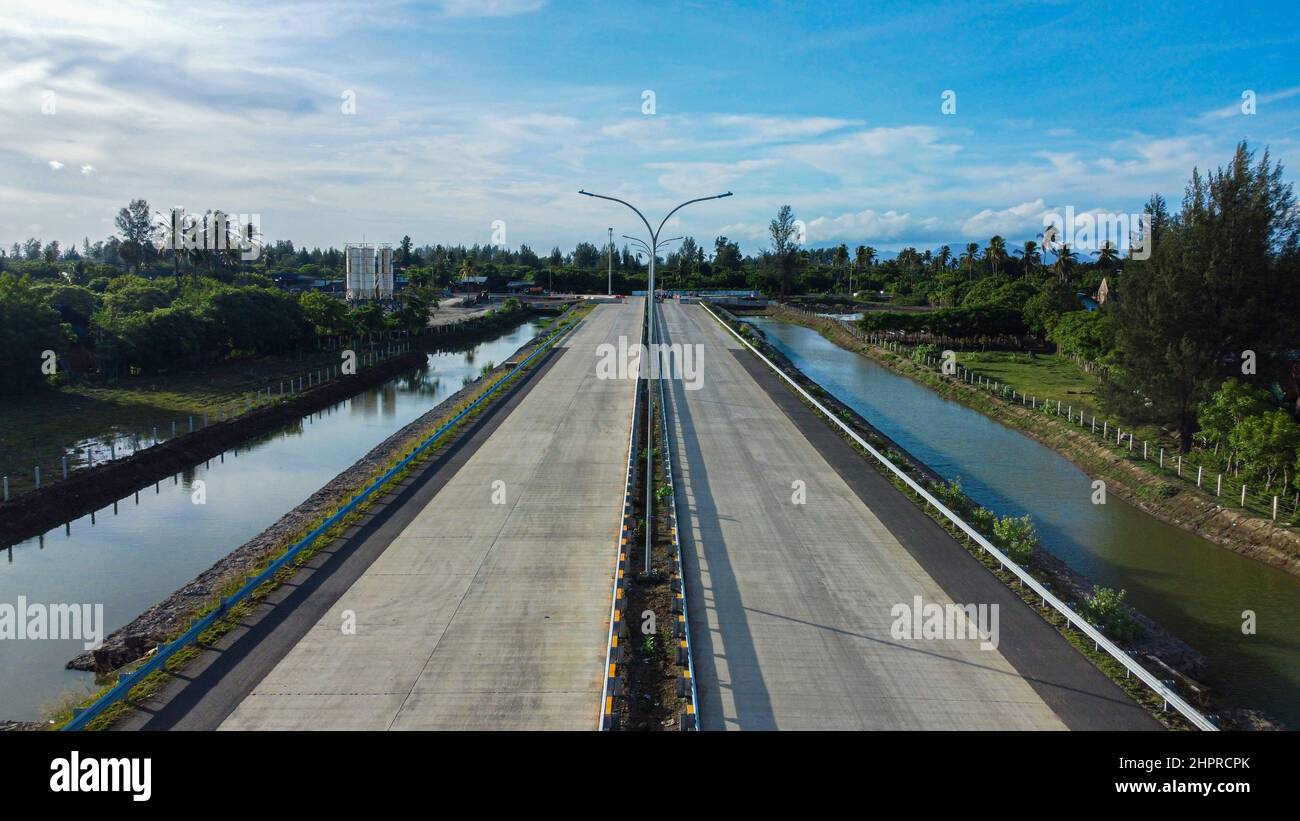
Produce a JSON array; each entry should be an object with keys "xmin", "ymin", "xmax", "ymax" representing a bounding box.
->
[
  {"xmin": 747, "ymin": 316, "xmax": 1300, "ymax": 727},
  {"xmin": 0, "ymin": 320, "xmax": 541, "ymax": 721}
]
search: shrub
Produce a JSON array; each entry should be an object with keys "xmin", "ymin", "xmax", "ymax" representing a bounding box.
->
[
  {"xmin": 992, "ymin": 514, "xmax": 1038, "ymax": 564},
  {"xmin": 970, "ymin": 506, "xmax": 997, "ymax": 534},
  {"xmin": 911, "ymin": 343, "xmax": 937, "ymax": 363},
  {"xmin": 0, "ymin": 273, "xmax": 68, "ymax": 394},
  {"xmin": 1080, "ymin": 586, "xmax": 1142, "ymax": 642},
  {"xmin": 931, "ymin": 477, "xmax": 967, "ymax": 514}
]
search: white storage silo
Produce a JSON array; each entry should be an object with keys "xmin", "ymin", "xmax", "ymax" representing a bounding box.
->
[
  {"xmin": 345, "ymin": 243, "xmax": 377, "ymax": 301},
  {"xmin": 376, "ymin": 245, "xmax": 394, "ymax": 299}
]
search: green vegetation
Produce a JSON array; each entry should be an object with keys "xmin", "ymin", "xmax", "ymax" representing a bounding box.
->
[
  {"xmin": 961, "ymin": 350, "xmax": 1102, "ymax": 417},
  {"xmin": 0, "ymin": 274, "xmax": 69, "ymax": 394},
  {"xmin": 927, "ymin": 477, "xmax": 1037, "ymax": 564},
  {"xmin": 804, "ymin": 143, "xmax": 1300, "ymax": 522},
  {"xmin": 1102, "ymin": 145, "xmax": 1298, "ymax": 451},
  {"xmin": 991, "ymin": 515, "xmax": 1038, "ymax": 565},
  {"xmin": 858, "ymin": 304, "xmax": 1027, "ymax": 341},
  {"xmin": 1080, "ymin": 586, "xmax": 1142, "ymax": 642}
]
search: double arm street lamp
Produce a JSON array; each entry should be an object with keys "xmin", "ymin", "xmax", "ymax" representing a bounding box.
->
[
  {"xmin": 623, "ymin": 234, "xmax": 682, "ymax": 272},
  {"xmin": 578, "ymin": 190, "xmax": 733, "ymax": 575}
]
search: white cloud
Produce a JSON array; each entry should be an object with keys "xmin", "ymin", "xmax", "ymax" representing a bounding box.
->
[
  {"xmin": 779, "ymin": 126, "xmax": 961, "ymax": 175},
  {"xmin": 647, "ymin": 160, "xmax": 776, "ymax": 197},
  {"xmin": 1199, "ymin": 85, "xmax": 1300, "ymax": 120},
  {"xmin": 433, "ymin": 0, "xmax": 546, "ymax": 18},
  {"xmin": 709, "ymin": 114, "xmax": 860, "ymax": 143},
  {"xmin": 806, "ymin": 209, "xmax": 944, "ymax": 243},
  {"xmin": 960, "ymin": 198, "xmax": 1047, "ymax": 237},
  {"xmin": 0, "ymin": 1, "xmax": 1279, "ymax": 256}
]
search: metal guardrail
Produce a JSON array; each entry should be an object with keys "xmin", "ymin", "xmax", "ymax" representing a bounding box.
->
[
  {"xmin": 655, "ymin": 309, "xmax": 701, "ymax": 730},
  {"xmin": 63, "ymin": 315, "xmax": 584, "ymax": 731},
  {"xmin": 701, "ymin": 302, "xmax": 1217, "ymax": 731}
]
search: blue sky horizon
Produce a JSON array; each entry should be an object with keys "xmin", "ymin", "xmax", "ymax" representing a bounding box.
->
[{"xmin": 2, "ymin": 0, "xmax": 1297, "ymax": 258}]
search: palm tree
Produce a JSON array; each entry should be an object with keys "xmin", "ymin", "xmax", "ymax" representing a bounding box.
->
[
  {"xmin": 224, "ymin": 216, "xmax": 260, "ymax": 274},
  {"xmin": 961, "ymin": 242, "xmax": 980, "ymax": 280},
  {"xmin": 833, "ymin": 243, "xmax": 849, "ymax": 291},
  {"xmin": 1013, "ymin": 240, "xmax": 1040, "ymax": 279},
  {"xmin": 935, "ymin": 245, "xmax": 952, "ymax": 272},
  {"xmin": 853, "ymin": 245, "xmax": 876, "ymax": 295},
  {"xmin": 154, "ymin": 206, "xmax": 186, "ymax": 278},
  {"xmin": 986, "ymin": 235, "xmax": 1007, "ymax": 276},
  {"xmin": 1053, "ymin": 243, "xmax": 1078, "ymax": 284},
  {"xmin": 1094, "ymin": 240, "xmax": 1119, "ymax": 271}
]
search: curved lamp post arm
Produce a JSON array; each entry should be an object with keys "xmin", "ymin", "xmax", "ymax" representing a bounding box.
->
[
  {"xmin": 623, "ymin": 235, "xmax": 683, "ymax": 257},
  {"xmin": 580, "ymin": 191, "xmax": 656, "ymax": 242},
  {"xmin": 656, "ymin": 192, "xmax": 732, "ymax": 237},
  {"xmin": 622, "ymin": 235, "xmax": 653, "ymax": 255}
]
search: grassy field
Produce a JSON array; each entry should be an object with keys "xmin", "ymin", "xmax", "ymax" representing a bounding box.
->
[
  {"xmin": 928, "ymin": 350, "xmax": 1295, "ymax": 523},
  {"xmin": 960, "ymin": 351, "xmax": 1103, "ymax": 417}
]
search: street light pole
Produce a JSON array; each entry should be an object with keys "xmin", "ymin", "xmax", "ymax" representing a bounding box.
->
[
  {"xmin": 579, "ymin": 190, "xmax": 732, "ymax": 575},
  {"xmin": 607, "ymin": 227, "xmax": 613, "ymax": 296}
]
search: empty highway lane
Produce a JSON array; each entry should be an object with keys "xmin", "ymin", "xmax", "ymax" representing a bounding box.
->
[
  {"xmin": 656, "ymin": 300, "xmax": 1159, "ymax": 730},
  {"xmin": 217, "ymin": 300, "xmax": 642, "ymax": 730}
]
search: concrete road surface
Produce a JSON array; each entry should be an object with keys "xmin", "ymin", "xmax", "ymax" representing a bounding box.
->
[
  {"xmin": 656, "ymin": 300, "xmax": 1159, "ymax": 730},
  {"xmin": 220, "ymin": 300, "xmax": 642, "ymax": 730}
]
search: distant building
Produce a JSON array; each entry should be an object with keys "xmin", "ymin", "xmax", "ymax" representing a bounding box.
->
[
  {"xmin": 1096, "ymin": 277, "xmax": 1116, "ymax": 306},
  {"xmin": 345, "ymin": 243, "xmax": 394, "ymax": 302},
  {"xmin": 455, "ymin": 276, "xmax": 489, "ymax": 293}
]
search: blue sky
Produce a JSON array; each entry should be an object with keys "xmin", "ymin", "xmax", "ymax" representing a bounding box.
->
[{"xmin": 2, "ymin": 0, "xmax": 1298, "ymax": 257}]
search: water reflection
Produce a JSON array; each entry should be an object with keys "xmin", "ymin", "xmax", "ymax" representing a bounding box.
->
[{"xmin": 0, "ymin": 320, "xmax": 541, "ymax": 721}]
